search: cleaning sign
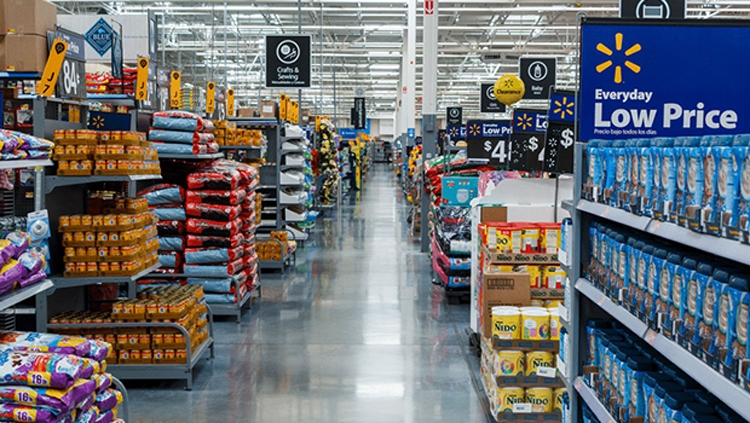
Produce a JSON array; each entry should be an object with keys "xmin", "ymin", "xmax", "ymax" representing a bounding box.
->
[{"xmin": 580, "ymin": 19, "xmax": 750, "ymax": 140}]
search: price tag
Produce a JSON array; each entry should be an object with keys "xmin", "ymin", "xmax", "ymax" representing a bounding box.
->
[
  {"xmin": 226, "ymin": 88, "xmax": 235, "ymax": 117},
  {"xmin": 537, "ymin": 366, "xmax": 557, "ymax": 378},
  {"xmin": 135, "ymin": 58, "xmax": 149, "ymax": 101},
  {"xmin": 206, "ymin": 81, "xmax": 216, "ymax": 115},
  {"xmin": 512, "ymin": 403, "xmax": 533, "ymax": 413},
  {"xmin": 36, "ymin": 39, "xmax": 68, "ymax": 97},
  {"xmin": 645, "ymin": 329, "xmax": 658, "ymax": 345},
  {"xmin": 279, "ymin": 94, "xmax": 288, "ymax": 120},
  {"xmin": 574, "ymin": 378, "xmax": 583, "ymax": 390},
  {"xmin": 650, "ymin": 220, "xmax": 662, "ymax": 234},
  {"xmin": 170, "ymin": 71, "xmax": 181, "ymax": 109}
]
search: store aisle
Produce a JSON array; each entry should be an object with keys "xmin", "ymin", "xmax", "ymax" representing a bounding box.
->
[{"xmin": 127, "ymin": 164, "xmax": 490, "ymax": 423}]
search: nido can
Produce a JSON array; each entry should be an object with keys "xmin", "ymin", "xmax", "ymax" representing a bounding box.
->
[
  {"xmin": 526, "ymin": 387, "xmax": 553, "ymax": 413},
  {"xmin": 495, "ymin": 350, "xmax": 525, "ymax": 376},
  {"xmin": 496, "ymin": 387, "xmax": 525, "ymax": 412},
  {"xmin": 553, "ymin": 388, "xmax": 566, "ymax": 412},
  {"xmin": 521, "ymin": 309, "xmax": 551, "ymax": 340},
  {"xmin": 525, "ymin": 351, "xmax": 555, "ymax": 376},
  {"xmin": 492, "ymin": 307, "xmax": 521, "ymax": 340},
  {"xmin": 549, "ymin": 308, "xmax": 561, "ymax": 340}
]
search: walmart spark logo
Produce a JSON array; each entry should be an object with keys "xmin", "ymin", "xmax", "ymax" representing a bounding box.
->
[
  {"xmin": 449, "ymin": 126, "xmax": 460, "ymax": 137},
  {"xmin": 516, "ymin": 114, "xmax": 533, "ymax": 131},
  {"xmin": 468, "ymin": 123, "xmax": 481, "ymax": 136},
  {"xmin": 91, "ymin": 116, "xmax": 106, "ymax": 129},
  {"xmin": 553, "ymin": 96, "xmax": 574, "ymax": 120},
  {"xmin": 596, "ymin": 33, "xmax": 641, "ymax": 84}
]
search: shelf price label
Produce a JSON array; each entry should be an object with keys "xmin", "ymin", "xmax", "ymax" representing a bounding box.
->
[
  {"xmin": 170, "ymin": 71, "xmax": 181, "ymax": 109},
  {"xmin": 135, "ymin": 58, "xmax": 149, "ymax": 101},
  {"xmin": 279, "ymin": 94, "xmax": 288, "ymax": 120},
  {"xmin": 206, "ymin": 82, "xmax": 216, "ymax": 115},
  {"xmin": 226, "ymin": 88, "xmax": 235, "ymax": 117},
  {"xmin": 537, "ymin": 366, "xmax": 557, "ymax": 378},
  {"xmin": 36, "ymin": 39, "xmax": 68, "ymax": 97}
]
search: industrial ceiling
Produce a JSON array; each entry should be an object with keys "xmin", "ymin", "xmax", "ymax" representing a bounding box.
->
[{"xmin": 49, "ymin": 0, "xmax": 750, "ymax": 120}]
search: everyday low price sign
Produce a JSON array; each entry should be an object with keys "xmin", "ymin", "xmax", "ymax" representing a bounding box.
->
[
  {"xmin": 581, "ymin": 19, "xmax": 750, "ymax": 140},
  {"xmin": 466, "ymin": 120, "xmax": 511, "ymax": 165}
]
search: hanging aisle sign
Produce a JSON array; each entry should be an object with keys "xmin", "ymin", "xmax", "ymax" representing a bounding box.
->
[
  {"xmin": 169, "ymin": 71, "xmax": 181, "ymax": 109},
  {"xmin": 206, "ymin": 82, "xmax": 216, "ymax": 115},
  {"xmin": 36, "ymin": 39, "xmax": 68, "ymax": 97},
  {"xmin": 47, "ymin": 29, "xmax": 86, "ymax": 100},
  {"xmin": 135, "ymin": 57, "xmax": 149, "ymax": 101},
  {"xmin": 447, "ymin": 107, "xmax": 463, "ymax": 126},
  {"xmin": 480, "ymin": 83, "xmax": 507, "ymax": 113},
  {"xmin": 265, "ymin": 35, "xmax": 312, "ymax": 88},
  {"xmin": 580, "ymin": 19, "xmax": 750, "ymax": 140},
  {"xmin": 227, "ymin": 88, "xmax": 235, "ymax": 117},
  {"xmin": 520, "ymin": 57, "xmax": 556, "ymax": 100},
  {"xmin": 447, "ymin": 125, "xmax": 467, "ymax": 143},
  {"xmin": 544, "ymin": 90, "xmax": 577, "ymax": 173},
  {"xmin": 620, "ymin": 0, "xmax": 685, "ymax": 19},
  {"xmin": 510, "ymin": 109, "xmax": 548, "ymax": 171},
  {"xmin": 466, "ymin": 120, "xmax": 512, "ymax": 165}
]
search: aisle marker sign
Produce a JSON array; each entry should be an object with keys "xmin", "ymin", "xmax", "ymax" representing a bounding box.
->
[
  {"xmin": 520, "ymin": 57, "xmax": 556, "ymax": 100},
  {"xmin": 466, "ymin": 120, "xmax": 511, "ymax": 165},
  {"xmin": 265, "ymin": 35, "xmax": 312, "ymax": 88},
  {"xmin": 227, "ymin": 89, "xmax": 235, "ymax": 117},
  {"xmin": 480, "ymin": 83, "xmax": 507, "ymax": 113},
  {"xmin": 581, "ymin": 19, "xmax": 750, "ymax": 139},
  {"xmin": 135, "ymin": 58, "xmax": 149, "ymax": 101},
  {"xmin": 206, "ymin": 81, "xmax": 216, "ymax": 114},
  {"xmin": 510, "ymin": 109, "xmax": 548, "ymax": 171},
  {"xmin": 36, "ymin": 39, "xmax": 68, "ymax": 97},
  {"xmin": 169, "ymin": 71, "xmax": 181, "ymax": 109},
  {"xmin": 545, "ymin": 90, "xmax": 577, "ymax": 173}
]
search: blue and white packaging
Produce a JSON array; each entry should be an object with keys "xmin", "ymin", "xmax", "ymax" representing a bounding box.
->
[
  {"xmin": 638, "ymin": 139, "xmax": 653, "ymax": 216},
  {"xmin": 657, "ymin": 138, "xmax": 676, "ymax": 220},
  {"xmin": 685, "ymin": 136, "xmax": 711, "ymax": 228},
  {"xmin": 613, "ymin": 141, "xmax": 630, "ymax": 208}
]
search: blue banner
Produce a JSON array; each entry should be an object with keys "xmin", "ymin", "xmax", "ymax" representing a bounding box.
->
[
  {"xmin": 447, "ymin": 125, "xmax": 466, "ymax": 140},
  {"xmin": 581, "ymin": 19, "xmax": 750, "ymax": 140},
  {"xmin": 549, "ymin": 91, "xmax": 576, "ymax": 123},
  {"xmin": 339, "ymin": 128, "xmax": 357, "ymax": 139},
  {"xmin": 466, "ymin": 121, "xmax": 511, "ymax": 138},
  {"xmin": 88, "ymin": 112, "xmax": 131, "ymax": 131},
  {"xmin": 512, "ymin": 109, "xmax": 548, "ymax": 134}
]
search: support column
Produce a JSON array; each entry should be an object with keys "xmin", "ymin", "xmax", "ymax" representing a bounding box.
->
[{"xmin": 420, "ymin": 0, "xmax": 438, "ymax": 252}]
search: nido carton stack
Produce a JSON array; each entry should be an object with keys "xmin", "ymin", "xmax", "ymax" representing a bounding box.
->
[{"xmin": 0, "ymin": 0, "xmax": 57, "ymax": 73}]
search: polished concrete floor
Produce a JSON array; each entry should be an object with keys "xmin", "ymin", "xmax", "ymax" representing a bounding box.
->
[{"xmin": 127, "ymin": 164, "xmax": 491, "ymax": 423}]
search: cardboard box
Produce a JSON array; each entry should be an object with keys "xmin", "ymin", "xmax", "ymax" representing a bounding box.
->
[
  {"xmin": 0, "ymin": 0, "xmax": 57, "ymax": 36},
  {"xmin": 0, "ymin": 35, "xmax": 48, "ymax": 72},
  {"xmin": 259, "ymin": 100, "xmax": 278, "ymax": 118},
  {"xmin": 441, "ymin": 176, "xmax": 478, "ymax": 207},
  {"xmin": 237, "ymin": 108, "xmax": 259, "ymax": 118},
  {"xmin": 480, "ymin": 272, "xmax": 531, "ymax": 338}
]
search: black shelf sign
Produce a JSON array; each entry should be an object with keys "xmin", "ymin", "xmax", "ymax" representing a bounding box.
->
[{"xmin": 265, "ymin": 35, "xmax": 311, "ymax": 88}]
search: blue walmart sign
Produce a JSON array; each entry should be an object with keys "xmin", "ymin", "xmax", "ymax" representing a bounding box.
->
[
  {"xmin": 85, "ymin": 18, "xmax": 113, "ymax": 57},
  {"xmin": 549, "ymin": 91, "xmax": 576, "ymax": 123},
  {"xmin": 512, "ymin": 109, "xmax": 548, "ymax": 134},
  {"xmin": 447, "ymin": 125, "xmax": 466, "ymax": 139},
  {"xmin": 466, "ymin": 121, "xmax": 511, "ymax": 138},
  {"xmin": 581, "ymin": 19, "xmax": 750, "ymax": 140}
]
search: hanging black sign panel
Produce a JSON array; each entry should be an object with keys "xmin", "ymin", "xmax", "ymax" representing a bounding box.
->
[
  {"xmin": 544, "ymin": 121, "xmax": 576, "ymax": 173},
  {"xmin": 620, "ymin": 0, "xmax": 685, "ymax": 19},
  {"xmin": 466, "ymin": 121, "xmax": 512, "ymax": 166},
  {"xmin": 519, "ymin": 57, "xmax": 556, "ymax": 100},
  {"xmin": 511, "ymin": 109, "xmax": 548, "ymax": 171},
  {"xmin": 47, "ymin": 29, "xmax": 86, "ymax": 100},
  {"xmin": 446, "ymin": 107, "xmax": 463, "ymax": 126},
  {"xmin": 480, "ymin": 83, "xmax": 507, "ymax": 113},
  {"xmin": 265, "ymin": 35, "xmax": 311, "ymax": 88},
  {"xmin": 353, "ymin": 97, "xmax": 366, "ymax": 129}
]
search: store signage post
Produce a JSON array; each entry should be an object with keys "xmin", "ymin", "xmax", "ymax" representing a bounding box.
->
[
  {"xmin": 353, "ymin": 97, "xmax": 366, "ymax": 130},
  {"xmin": 169, "ymin": 71, "xmax": 181, "ymax": 109},
  {"xmin": 135, "ymin": 57, "xmax": 149, "ymax": 101},
  {"xmin": 510, "ymin": 109, "xmax": 548, "ymax": 171},
  {"xmin": 520, "ymin": 57, "xmax": 556, "ymax": 100},
  {"xmin": 447, "ymin": 107, "xmax": 463, "ymax": 126},
  {"xmin": 265, "ymin": 35, "xmax": 311, "ymax": 88},
  {"xmin": 47, "ymin": 29, "xmax": 86, "ymax": 100},
  {"xmin": 466, "ymin": 121, "xmax": 512, "ymax": 166},
  {"xmin": 544, "ymin": 90, "xmax": 576, "ymax": 173},
  {"xmin": 36, "ymin": 39, "xmax": 68, "ymax": 97},
  {"xmin": 580, "ymin": 19, "xmax": 750, "ymax": 140},
  {"xmin": 480, "ymin": 83, "xmax": 507, "ymax": 113}
]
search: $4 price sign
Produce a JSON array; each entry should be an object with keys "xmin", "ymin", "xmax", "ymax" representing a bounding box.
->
[{"xmin": 544, "ymin": 122, "xmax": 576, "ymax": 173}]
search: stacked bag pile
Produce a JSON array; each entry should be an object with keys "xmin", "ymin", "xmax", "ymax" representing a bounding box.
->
[
  {"xmin": 0, "ymin": 130, "xmax": 54, "ymax": 161},
  {"xmin": 148, "ymin": 111, "xmax": 219, "ymax": 157},
  {"xmin": 183, "ymin": 161, "xmax": 260, "ymax": 304},
  {"xmin": 0, "ymin": 230, "xmax": 48, "ymax": 296},
  {"xmin": 139, "ymin": 160, "xmax": 260, "ymax": 305},
  {"xmin": 0, "ymin": 330, "xmax": 125, "ymax": 423}
]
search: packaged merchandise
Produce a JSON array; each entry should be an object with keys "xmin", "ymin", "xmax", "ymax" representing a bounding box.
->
[
  {"xmin": 138, "ymin": 184, "xmax": 184, "ymax": 206},
  {"xmin": 525, "ymin": 387, "xmax": 553, "ymax": 413},
  {"xmin": 494, "ymin": 350, "xmax": 524, "ymax": 376},
  {"xmin": 692, "ymin": 265, "xmax": 720, "ymax": 347},
  {"xmin": 185, "ymin": 218, "xmax": 242, "ymax": 237},
  {"xmin": 725, "ymin": 276, "xmax": 749, "ymax": 369},
  {"xmin": 183, "ymin": 246, "xmax": 244, "ymax": 265},
  {"xmin": 185, "ymin": 234, "xmax": 244, "ymax": 249},
  {"xmin": 147, "ymin": 129, "xmax": 213, "ymax": 145},
  {"xmin": 185, "ymin": 189, "xmax": 247, "ymax": 206},
  {"xmin": 183, "ymin": 258, "xmax": 244, "ymax": 277},
  {"xmin": 524, "ymin": 351, "xmax": 554, "ymax": 376},
  {"xmin": 152, "ymin": 142, "xmax": 216, "ymax": 156}
]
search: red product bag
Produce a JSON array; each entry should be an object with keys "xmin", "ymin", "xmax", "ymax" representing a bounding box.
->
[
  {"xmin": 186, "ymin": 233, "xmax": 244, "ymax": 249},
  {"xmin": 186, "ymin": 218, "xmax": 242, "ymax": 237},
  {"xmin": 185, "ymin": 189, "xmax": 247, "ymax": 206},
  {"xmin": 157, "ymin": 220, "xmax": 185, "ymax": 236},
  {"xmin": 185, "ymin": 203, "xmax": 242, "ymax": 221}
]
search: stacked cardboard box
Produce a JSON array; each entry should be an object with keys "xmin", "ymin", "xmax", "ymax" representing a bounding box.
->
[{"xmin": 0, "ymin": 0, "xmax": 57, "ymax": 73}]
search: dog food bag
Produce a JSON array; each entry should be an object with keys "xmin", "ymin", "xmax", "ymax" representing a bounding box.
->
[
  {"xmin": 0, "ymin": 378, "xmax": 96, "ymax": 413},
  {"xmin": 185, "ymin": 218, "xmax": 242, "ymax": 237},
  {"xmin": 94, "ymin": 389, "xmax": 122, "ymax": 414},
  {"xmin": 156, "ymin": 220, "xmax": 184, "ymax": 236},
  {"xmin": 183, "ymin": 258, "xmax": 245, "ymax": 277},
  {"xmin": 0, "ymin": 332, "xmax": 108, "ymax": 361},
  {"xmin": 185, "ymin": 234, "xmax": 244, "ymax": 249},
  {"xmin": 157, "ymin": 237, "xmax": 184, "ymax": 252},
  {"xmin": 157, "ymin": 251, "xmax": 182, "ymax": 269},
  {"xmin": 184, "ymin": 203, "xmax": 241, "ymax": 222},
  {"xmin": 138, "ymin": 184, "xmax": 184, "ymax": 206},
  {"xmin": 690, "ymin": 263, "xmax": 716, "ymax": 347},
  {"xmin": 152, "ymin": 206, "xmax": 186, "ymax": 222},
  {"xmin": 185, "ymin": 189, "xmax": 247, "ymax": 206},
  {"xmin": 0, "ymin": 351, "xmax": 90, "ymax": 389},
  {"xmin": 92, "ymin": 376, "xmax": 111, "ymax": 396},
  {"xmin": 184, "ymin": 246, "xmax": 244, "ymax": 265},
  {"xmin": 2, "ymin": 233, "xmax": 29, "ymax": 261}
]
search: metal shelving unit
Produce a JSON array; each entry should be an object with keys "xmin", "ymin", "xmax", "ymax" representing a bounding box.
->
[
  {"xmin": 45, "ymin": 174, "xmax": 162, "ymax": 194},
  {"xmin": 145, "ymin": 273, "xmax": 261, "ymax": 323},
  {"xmin": 157, "ymin": 153, "xmax": 224, "ymax": 160},
  {"xmin": 0, "ymin": 160, "xmax": 53, "ymax": 170},
  {"xmin": 0, "ymin": 280, "xmax": 53, "ymax": 316},
  {"xmin": 569, "ymin": 142, "xmax": 750, "ymax": 423},
  {"xmin": 46, "ymin": 312, "xmax": 215, "ymax": 390}
]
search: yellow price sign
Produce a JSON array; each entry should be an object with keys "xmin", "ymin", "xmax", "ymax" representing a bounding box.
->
[
  {"xmin": 170, "ymin": 71, "xmax": 181, "ymax": 109},
  {"xmin": 206, "ymin": 81, "xmax": 216, "ymax": 115},
  {"xmin": 279, "ymin": 94, "xmax": 288, "ymax": 120},
  {"xmin": 36, "ymin": 39, "xmax": 68, "ymax": 97},
  {"xmin": 227, "ymin": 88, "xmax": 235, "ymax": 117},
  {"xmin": 135, "ymin": 57, "xmax": 149, "ymax": 101}
]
